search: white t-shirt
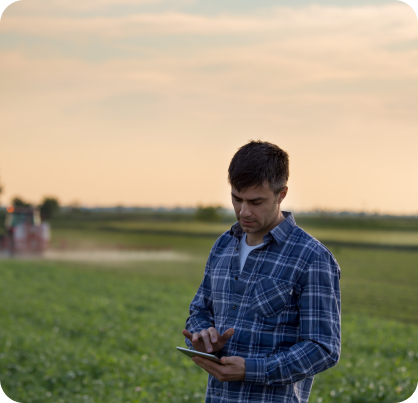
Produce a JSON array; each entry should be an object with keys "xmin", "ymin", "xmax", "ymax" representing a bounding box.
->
[{"xmin": 239, "ymin": 233, "xmax": 264, "ymax": 273}]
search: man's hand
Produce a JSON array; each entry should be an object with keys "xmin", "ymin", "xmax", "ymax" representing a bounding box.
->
[
  {"xmin": 182, "ymin": 327, "xmax": 235, "ymax": 353},
  {"xmin": 192, "ymin": 356, "xmax": 246, "ymax": 382}
]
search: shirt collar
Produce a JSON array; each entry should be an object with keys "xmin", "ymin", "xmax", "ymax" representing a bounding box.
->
[{"xmin": 230, "ymin": 211, "xmax": 296, "ymax": 245}]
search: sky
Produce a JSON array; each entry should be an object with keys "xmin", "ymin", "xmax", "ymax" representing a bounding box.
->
[{"xmin": 0, "ymin": 0, "xmax": 417, "ymax": 214}]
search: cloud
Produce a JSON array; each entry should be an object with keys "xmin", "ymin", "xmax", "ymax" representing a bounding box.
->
[
  {"xmin": 1, "ymin": 3, "xmax": 418, "ymax": 211},
  {"xmin": 1, "ymin": 4, "xmax": 418, "ymax": 126},
  {"xmin": 4, "ymin": 0, "xmax": 193, "ymax": 16},
  {"xmin": 1, "ymin": 4, "xmax": 417, "ymax": 110},
  {"xmin": 1, "ymin": 4, "xmax": 417, "ymax": 38}
]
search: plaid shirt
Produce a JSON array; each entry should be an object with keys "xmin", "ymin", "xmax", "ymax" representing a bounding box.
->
[{"xmin": 184, "ymin": 211, "xmax": 341, "ymax": 403}]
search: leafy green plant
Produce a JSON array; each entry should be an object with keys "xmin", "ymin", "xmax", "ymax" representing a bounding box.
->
[
  {"xmin": 0, "ymin": 260, "xmax": 416, "ymax": 403},
  {"xmin": 195, "ymin": 205, "xmax": 224, "ymax": 223}
]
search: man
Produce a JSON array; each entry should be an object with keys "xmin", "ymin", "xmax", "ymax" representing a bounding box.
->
[{"xmin": 183, "ymin": 141, "xmax": 341, "ymax": 403}]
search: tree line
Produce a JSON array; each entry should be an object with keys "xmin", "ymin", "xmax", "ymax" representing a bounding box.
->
[
  {"xmin": 0, "ymin": 172, "xmax": 59, "ymax": 221},
  {"xmin": 11, "ymin": 196, "xmax": 60, "ymax": 221}
]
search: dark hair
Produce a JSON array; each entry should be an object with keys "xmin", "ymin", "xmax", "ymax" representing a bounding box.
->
[{"xmin": 228, "ymin": 140, "xmax": 289, "ymax": 194}]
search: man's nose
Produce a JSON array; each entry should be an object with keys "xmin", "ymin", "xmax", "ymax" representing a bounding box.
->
[{"xmin": 240, "ymin": 203, "xmax": 251, "ymax": 217}]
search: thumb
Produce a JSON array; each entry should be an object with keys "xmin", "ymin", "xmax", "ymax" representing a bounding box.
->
[{"xmin": 220, "ymin": 328, "xmax": 235, "ymax": 341}]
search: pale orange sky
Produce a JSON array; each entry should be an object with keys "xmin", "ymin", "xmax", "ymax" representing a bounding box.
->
[{"xmin": 1, "ymin": 1, "xmax": 417, "ymax": 214}]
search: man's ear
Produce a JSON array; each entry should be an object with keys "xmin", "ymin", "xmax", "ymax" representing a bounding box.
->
[{"xmin": 278, "ymin": 186, "xmax": 288, "ymax": 204}]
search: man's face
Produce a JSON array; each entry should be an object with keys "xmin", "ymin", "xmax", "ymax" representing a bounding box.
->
[{"xmin": 231, "ymin": 181, "xmax": 287, "ymax": 235}]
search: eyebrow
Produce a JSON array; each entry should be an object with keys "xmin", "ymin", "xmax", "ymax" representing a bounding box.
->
[{"xmin": 231, "ymin": 193, "xmax": 267, "ymax": 202}]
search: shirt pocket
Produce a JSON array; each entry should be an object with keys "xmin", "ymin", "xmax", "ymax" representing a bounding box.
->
[{"xmin": 249, "ymin": 278, "xmax": 294, "ymax": 318}]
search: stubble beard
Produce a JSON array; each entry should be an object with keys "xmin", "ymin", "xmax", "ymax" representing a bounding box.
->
[{"xmin": 237, "ymin": 217, "xmax": 262, "ymax": 234}]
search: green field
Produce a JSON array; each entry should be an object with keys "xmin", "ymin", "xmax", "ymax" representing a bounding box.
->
[
  {"xmin": 54, "ymin": 220, "xmax": 418, "ymax": 246},
  {"xmin": 47, "ymin": 212, "xmax": 418, "ymax": 252},
  {"xmin": 0, "ymin": 212, "xmax": 417, "ymax": 402}
]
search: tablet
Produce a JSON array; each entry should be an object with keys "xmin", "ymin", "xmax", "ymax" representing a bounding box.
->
[{"xmin": 176, "ymin": 347, "xmax": 222, "ymax": 364}]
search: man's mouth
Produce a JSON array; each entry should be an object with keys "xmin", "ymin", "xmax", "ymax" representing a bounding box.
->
[{"xmin": 240, "ymin": 219, "xmax": 256, "ymax": 225}]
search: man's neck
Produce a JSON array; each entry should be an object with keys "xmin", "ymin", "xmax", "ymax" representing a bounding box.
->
[{"xmin": 246, "ymin": 210, "xmax": 286, "ymax": 246}]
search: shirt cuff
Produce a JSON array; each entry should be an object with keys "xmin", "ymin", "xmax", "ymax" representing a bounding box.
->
[{"xmin": 244, "ymin": 358, "xmax": 267, "ymax": 384}]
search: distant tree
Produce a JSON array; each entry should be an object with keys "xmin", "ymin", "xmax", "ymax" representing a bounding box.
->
[
  {"xmin": 39, "ymin": 197, "xmax": 60, "ymax": 220},
  {"xmin": 12, "ymin": 197, "xmax": 31, "ymax": 208},
  {"xmin": 115, "ymin": 205, "xmax": 124, "ymax": 213},
  {"xmin": 69, "ymin": 200, "xmax": 81, "ymax": 213},
  {"xmin": 195, "ymin": 205, "xmax": 223, "ymax": 222},
  {"xmin": 0, "ymin": 173, "xmax": 3, "ymax": 204}
]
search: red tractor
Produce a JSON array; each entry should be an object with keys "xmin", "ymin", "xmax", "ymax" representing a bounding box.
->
[{"xmin": 0, "ymin": 206, "xmax": 50, "ymax": 255}]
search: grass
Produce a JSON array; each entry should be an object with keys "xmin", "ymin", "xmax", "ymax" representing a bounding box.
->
[
  {"xmin": 1, "ymin": 213, "xmax": 418, "ymax": 402},
  {"xmin": 304, "ymin": 228, "xmax": 418, "ymax": 246},
  {"xmin": 48, "ymin": 218, "xmax": 418, "ymax": 256},
  {"xmin": 0, "ymin": 260, "xmax": 204, "ymax": 403},
  {"xmin": 327, "ymin": 247, "xmax": 418, "ymax": 325},
  {"xmin": 0, "ymin": 259, "xmax": 417, "ymax": 403},
  {"xmin": 310, "ymin": 315, "xmax": 418, "ymax": 403},
  {"xmin": 49, "ymin": 228, "xmax": 217, "ymax": 257},
  {"xmin": 48, "ymin": 221, "xmax": 418, "ymax": 326}
]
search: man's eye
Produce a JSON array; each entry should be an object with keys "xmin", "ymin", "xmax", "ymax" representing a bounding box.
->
[{"xmin": 252, "ymin": 202, "xmax": 261, "ymax": 206}]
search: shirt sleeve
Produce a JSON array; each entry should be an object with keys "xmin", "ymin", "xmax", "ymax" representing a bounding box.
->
[
  {"xmin": 184, "ymin": 241, "xmax": 218, "ymax": 349},
  {"xmin": 244, "ymin": 250, "xmax": 341, "ymax": 385}
]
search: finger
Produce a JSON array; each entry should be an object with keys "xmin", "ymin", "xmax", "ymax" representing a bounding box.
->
[
  {"xmin": 193, "ymin": 357, "xmax": 221, "ymax": 377},
  {"xmin": 182, "ymin": 329, "xmax": 193, "ymax": 341},
  {"xmin": 221, "ymin": 356, "xmax": 246, "ymax": 372},
  {"xmin": 220, "ymin": 356, "xmax": 235, "ymax": 365},
  {"xmin": 192, "ymin": 357, "xmax": 209, "ymax": 373},
  {"xmin": 192, "ymin": 357, "xmax": 208, "ymax": 370},
  {"xmin": 192, "ymin": 332, "xmax": 201, "ymax": 342},
  {"xmin": 220, "ymin": 328, "xmax": 235, "ymax": 341},
  {"xmin": 200, "ymin": 330, "xmax": 213, "ymax": 353},
  {"xmin": 208, "ymin": 327, "xmax": 219, "ymax": 344}
]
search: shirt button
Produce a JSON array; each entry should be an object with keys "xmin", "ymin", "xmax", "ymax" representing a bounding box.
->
[
  {"xmin": 235, "ymin": 276, "xmax": 238, "ymax": 280},
  {"xmin": 217, "ymin": 392, "xmax": 220, "ymax": 396},
  {"xmin": 232, "ymin": 305, "xmax": 237, "ymax": 310},
  {"xmin": 235, "ymin": 247, "xmax": 239, "ymax": 251}
]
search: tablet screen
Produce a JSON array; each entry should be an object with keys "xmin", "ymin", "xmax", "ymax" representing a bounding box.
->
[{"xmin": 176, "ymin": 347, "xmax": 222, "ymax": 364}]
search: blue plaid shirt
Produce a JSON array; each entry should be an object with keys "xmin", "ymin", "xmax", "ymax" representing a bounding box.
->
[{"xmin": 184, "ymin": 211, "xmax": 341, "ymax": 403}]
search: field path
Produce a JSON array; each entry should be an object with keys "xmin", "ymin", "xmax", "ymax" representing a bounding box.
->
[{"xmin": 0, "ymin": 250, "xmax": 192, "ymax": 262}]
